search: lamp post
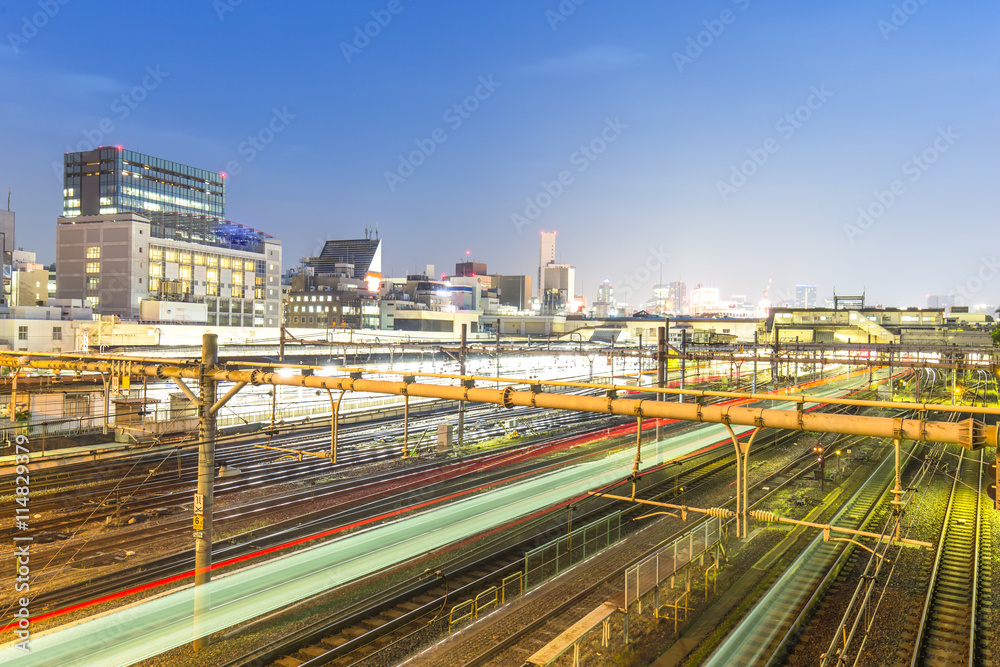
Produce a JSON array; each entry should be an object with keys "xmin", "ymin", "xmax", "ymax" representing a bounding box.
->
[{"xmin": 835, "ymin": 449, "xmax": 842, "ymax": 477}]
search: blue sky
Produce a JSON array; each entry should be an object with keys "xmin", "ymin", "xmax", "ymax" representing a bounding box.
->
[{"xmin": 1, "ymin": 0, "xmax": 997, "ymax": 307}]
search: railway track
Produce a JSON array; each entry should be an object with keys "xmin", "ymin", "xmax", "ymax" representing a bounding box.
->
[
  {"xmin": 909, "ymin": 447, "xmax": 990, "ymax": 666},
  {"xmin": 703, "ymin": 436, "xmax": 920, "ymax": 666},
  {"xmin": 229, "ymin": 401, "xmax": 866, "ymax": 667}
]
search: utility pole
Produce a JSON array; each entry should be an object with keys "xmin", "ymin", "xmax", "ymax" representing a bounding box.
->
[
  {"xmin": 458, "ymin": 323, "xmax": 466, "ymax": 450},
  {"xmin": 193, "ymin": 333, "xmax": 218, "ymax": 650},
  {"xmin": 679, "ymin": 330, "xmax": 686, "ymax": 403},
  {"xmin": 752, "ymin": 331, "xmax": 758, "ymax": 394}
]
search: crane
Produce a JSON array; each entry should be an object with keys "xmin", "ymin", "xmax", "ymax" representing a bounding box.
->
[{"xmin": 762, "ymin": 273, "xmax": 773, "ymax": 300}]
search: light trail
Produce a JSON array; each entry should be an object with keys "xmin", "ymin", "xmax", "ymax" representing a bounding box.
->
[{"xmin": 0, "ymin": 376, "xmax": 868, "ymax": 666}]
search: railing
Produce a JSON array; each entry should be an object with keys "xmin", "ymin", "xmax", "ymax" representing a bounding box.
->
[
  {"xmin": 524, "ymin": 511, "xmax": 621, "ymax": 591},
  {"xmin": 624, "ymin": 516, "xmax": 726, "ymax": 609}
]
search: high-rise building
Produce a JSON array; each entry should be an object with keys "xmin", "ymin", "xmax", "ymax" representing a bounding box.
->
[
  {"xmin": 595, "ymin": 279, "xmax": 615, "ymax": 318},
  {"xmin": 63, "ymin": 147, "xmax": 225, "ymax": 218},
  {"xmin": 538, "ymin": 230, "xmax": 556, "ymax": 300},
  {"xmin": 668, "ymin": 281, "xmax": 687, "ymax": 314},
  {"xmin": 796, "ymin": 284, "xmax": 817, "ymax": 308}
]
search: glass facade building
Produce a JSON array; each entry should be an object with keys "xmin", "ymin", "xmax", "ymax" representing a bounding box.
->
[{"xmin": 63, "ymin": 147, "xmax": 225, "ymax": 218}]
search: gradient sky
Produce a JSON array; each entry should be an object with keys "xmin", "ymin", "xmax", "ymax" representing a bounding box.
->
[{"xmin": 1, "ymin": 0, "xmax": 997, "ymax": 307}]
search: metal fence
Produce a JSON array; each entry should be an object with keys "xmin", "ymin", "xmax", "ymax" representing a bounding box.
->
[
  {"xmin": 624, "ymin": 516, "xmax": 726, "ymax": 609},
  {"xmin": 525, "ymin": 511, "xmax": 621, "ymax": 590}
]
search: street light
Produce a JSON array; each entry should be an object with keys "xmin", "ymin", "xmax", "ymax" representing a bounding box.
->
[{"xmin": 835, "ymin": 450, "xmax": 842, "ymax": 477}]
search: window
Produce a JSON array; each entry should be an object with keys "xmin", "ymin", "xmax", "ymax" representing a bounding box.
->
[
  {"xmin": 149, "ymin": 264, "xmax": 162, "ymax": 278},
  {"xmin": 193, "ymin": 254, "xmax": 205, "ymax": 265},
  {"xmin": 64, "ymin": 394, "xmax": 91, "ymax": 417},
  {"xmin": 18, "ymin": 326, "xmax": 28, "ymax": 340},
  {"xmin": 149, "ymin": 278, "xmax": 160, "ymax": 292},
  {"xmin": 178, "ymin": 265, "xmax": 192, "ymax": 279},
  {"xmin": 220, "ymin": 256, "xmax": 231, "ymax": 269},
  {"xmin": 86, "ymin": 262, "xmax": 100, "ymax": 274},
  {"xmin": 149, "ymin": 247, "xmax": 163, "ymax": 261},
  {"xmin": 231, "ymin": 286, "xmax": 241, "ymax": 298},
  {"xmin": 244, "ymin": 260, "xmax": 254, "ymax": 271},
  {"xmin": 231, "ymin": 271, "xmax": 243, "ymax": 285},
  {"xmin": 87, "ymin": 277, "xmax": 99, "ymax": 290},
  {"xmin": 52, "ymin": 327, "xmax": 62, "ymax": 341},
  {"xmin": 179, "ymin": 252, "xmax": 191, "ymax": 264},
  {"xmin": 206, "ymin": 255, "xmax": 218, "ymax": 267},
  {"xmin": 86, "ymin": 246, "xmax": 101, "ymax": 259},
  {"xmin": 88, "ymin": 295, "xmax": 99, "ymax": 308},
  {"xmin": 164, "ymin": 249, "xmax": 177, "ymax": 262}
]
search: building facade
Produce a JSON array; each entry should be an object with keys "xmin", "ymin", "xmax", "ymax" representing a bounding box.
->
[
  {"xmin": 55, "ymin": 212, "xmax": 281, "ymax": 326},
  {"xmin": 62, "ymin": 147, "xmax": 225, "ymax": 218}
]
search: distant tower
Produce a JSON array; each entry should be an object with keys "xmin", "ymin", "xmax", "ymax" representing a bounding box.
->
[{"xmin": 539, "ymin": 231, "xmax": 556, "ymax": 301}]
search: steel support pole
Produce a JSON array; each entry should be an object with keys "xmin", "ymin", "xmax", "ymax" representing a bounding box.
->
[
  {"xmin": 458, "ymin": 323, "xmax": 467, "ymax": 450},
  {"xmin": 892, "ymin": 437, "xmax": 902, "ymax": 540},
  {"xmin": 326, "ymin": 389, "xmax": 343, "ymax": 463},
  {"xmin": 193, "ymin": 333, "xmax": 218, "ymax": 651},
  {"xmin": 402, "ymin": 393, "xmax": 409, "ymax": 458},
  {"xmin": 656, "ymin": 326, "xmax": 666, "ymax": 443},
  {"xmin": 631, "ymin": 415, "xmax": 643, "ymax": 499}
]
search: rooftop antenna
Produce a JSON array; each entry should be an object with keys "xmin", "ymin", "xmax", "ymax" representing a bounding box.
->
[{"xmin": 6, "ymin": 188, "xmax": 9, "ymax": 211}]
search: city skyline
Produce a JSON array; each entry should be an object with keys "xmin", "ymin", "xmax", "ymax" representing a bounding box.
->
[{"xmin": 1, "ymin": 1, "xmax": 997, "ymax": 306}]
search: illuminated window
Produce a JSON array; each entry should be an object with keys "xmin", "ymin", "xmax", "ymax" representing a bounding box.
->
[
  {"xmin": 231, "ymin": 286, "xmax": 241, "ymax": 298},
  {"xmin": 86, "ymin": 246, "xmax": 101, "ymax": 259},
  {"xmin": 231, "ymin": 271, "xmax": 243, "ymax": 285},
  {"xmin": 164, "ymin": 250, "xmax": 177, "ymax": 262},
  {"xmin": 178, "ymin": 265, "xmax": 192, "ymax": 280},
  {"xmin": 86, "ymin": 262, "xmax": 100, "ymax": 274},
  {"xmin": 149, "ymin": 264, "xmax": 162, "ymax": 278},
  {"xmin": 244, "ymin": 260, "xmax": 254, "ymax": 271},
  {"xmin": 149, "ymin": 278, "xmax": 160, "ymax": 292},
  {"xmin": 220, "ymin": 256, "xmax": 232, "ymax": 269},
  {"xmin": 206, "ymin": 283, "xmax": 219, "ymax": 296},
  {"xmin": 206, "ymin": 268, "xmax": 218, "ymax": 282},
  {"xmin": 193, "ymin": 254, "xmax": 205, "ymax": 265},
  {"xmin": 179, "ymin": 252, "xmax": 191, "ymax": 264},
  {"xmin": 88, "ymin": 295, "xmax": 100, "ymax": 308},
  {"xmin": 149, "ymin": 247, "xmax": 162, "ymax": 261},
  {"xmin": 87, "ymin": 277, "xmax": 99, "ymax": 289}
]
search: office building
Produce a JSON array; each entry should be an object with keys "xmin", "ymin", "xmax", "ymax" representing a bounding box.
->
[
  {"xmin": 304, "ymin": 236, "xmax": 382, "ymax": 281},
  {"xmin": 542, "ymin": 263, "xmax": 575, "ymax": 313},
  {"xmin": 595, "ymin": 279, "xmax": 615, "ymax": 317},
  {"xmin": 55, "ymin": 211, "xmax": 281, "ymax": 326},
  {"xmin": 62, "ymin": 147, "xmax": 225, "ymax": 218},
  {"xmin": 455, "ymin": 261, "xmax": 487, "ymax": 277},
  {"xmin": 796, "ymin": 284, "xmax": 818, "ymax": 309},
  {"xmin": 493, "ymin": 275, "xmax": 532, "ymax": 311}
]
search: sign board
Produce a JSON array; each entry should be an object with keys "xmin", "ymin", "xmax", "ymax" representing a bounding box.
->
[
  {"xmin": 192, "ymin": 530, "xmax": 204, "ymax": 540},
  {"xmin": 122, "ymin": 375, "xmax": 131, "ymax": 390},
  {"xmin": 193, "ymin": 493, "xmax": 204, "ymax": 514},
  {"xmin": 193, "ymin": 515, "xmax": 204, "ymax": 531}
]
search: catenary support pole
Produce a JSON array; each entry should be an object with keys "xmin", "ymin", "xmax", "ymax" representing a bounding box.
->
[{"xmin": 193, "ymin": 333, "xmax": 218, "ymax": 651}]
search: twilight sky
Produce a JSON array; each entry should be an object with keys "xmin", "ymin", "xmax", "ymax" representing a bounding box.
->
[{"xmin": 1, "ymin": 0, "xmax": 997, "ymax": 307}]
